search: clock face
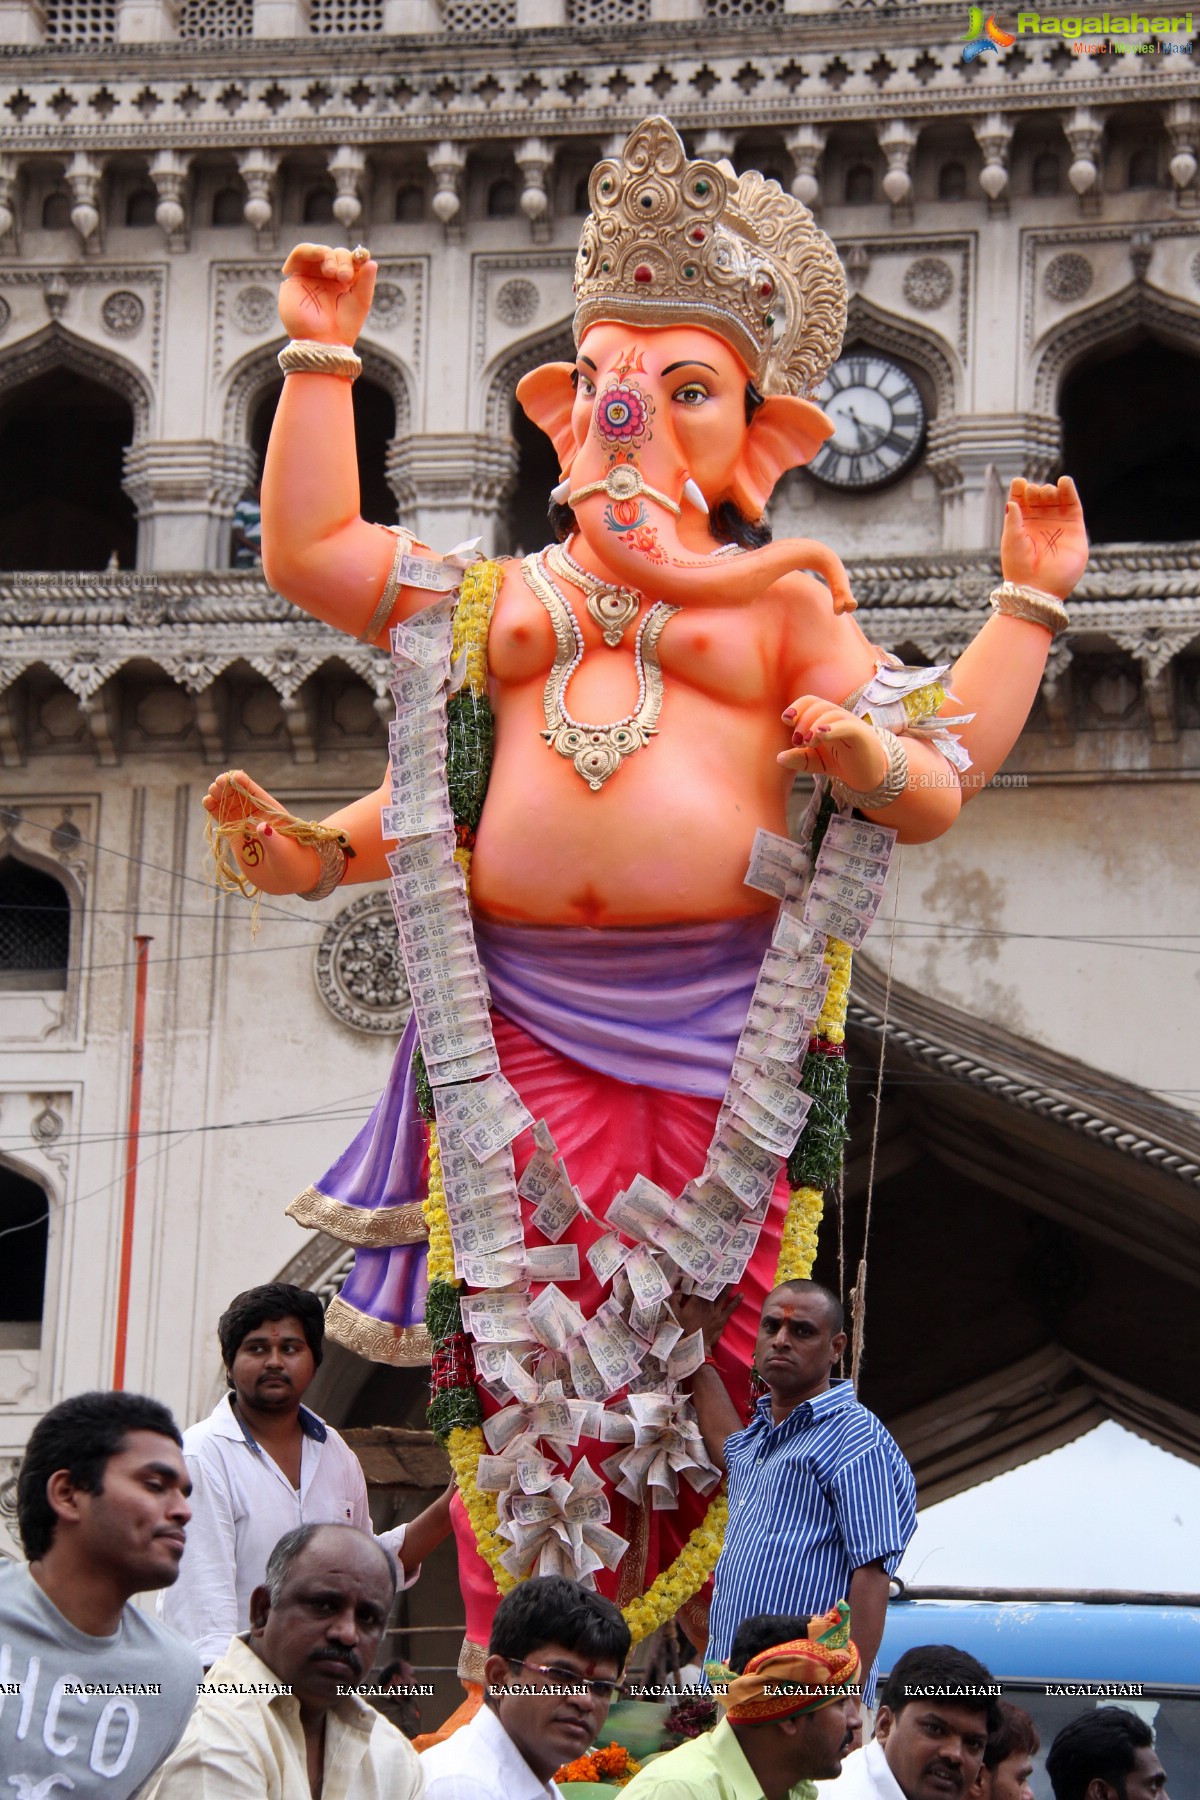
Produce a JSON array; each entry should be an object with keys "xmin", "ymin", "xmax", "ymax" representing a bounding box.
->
[{"xmin": 806, "ymin": 354, "xmax": 926, "ymax": 491}]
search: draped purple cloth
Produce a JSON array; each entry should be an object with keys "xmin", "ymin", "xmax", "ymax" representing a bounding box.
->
[
  {"xmin": 472, "ymin": 913, "xmax": 774, "ymax": 1100},
  {"xmin": 321, "ymin": 914, "xmax": 774, "ymax": 1331}
]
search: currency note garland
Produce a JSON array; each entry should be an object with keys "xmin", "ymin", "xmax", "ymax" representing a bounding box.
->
[{"xmin": 394, "ymin": 569, "xmax": 945, "ymax": 1638}]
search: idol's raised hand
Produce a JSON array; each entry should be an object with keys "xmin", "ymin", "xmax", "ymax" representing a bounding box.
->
[
  {"xmin": 1000, "ymin": 476, "xmax": 1088, "ymax": 601},
  {"xmin": 202, "ymin": 770, "xmax": 321, "ymax": 896},
  {"xmin": 277, "ymin": 242, "xmax": 377, "ymax": 347}
]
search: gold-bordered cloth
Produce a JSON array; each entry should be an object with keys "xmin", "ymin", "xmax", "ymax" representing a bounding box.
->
[
  {"xmin": 323, "ymin": 1295, "xmax": 432, "ymax": 1366},
  {"xmin": 287, "ymin": 1187, "xmax": 429, "ymax": 1248}
]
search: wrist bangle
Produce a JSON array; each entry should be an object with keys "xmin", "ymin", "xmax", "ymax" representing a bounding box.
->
[
  {"xmin": 278, "ymin": 338, "xmax": 362, "ymax": 382},
  {"xmin": 299, "ymin": 834, "xmax": 350, "ymax": 902},
  {"xmin": 989, "ymin": 580, "xmax": 1069, "ymax": 636},
  {"xmin": 830, "ymin": 726, "xmax": 909, "ymax": 813}
]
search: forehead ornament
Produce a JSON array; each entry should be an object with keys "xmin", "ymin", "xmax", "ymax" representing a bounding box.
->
[{"xmin": 574, "ymin": 116, "xmax": 847, "ymax": 399}]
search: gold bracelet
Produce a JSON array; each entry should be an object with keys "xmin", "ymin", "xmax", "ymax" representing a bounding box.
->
[
  {"xmin": 359, "ymin": 530, "xmax": 416, "ymax": 644},
  {"xmin": 298, "ymin": 834, "xmax": 350, "ymax": 902},
  {"xmin": 989, "ymin": 581, "xmax": 1069, "ymax": 636},
  {"xmin": 567, "ymin": 464, "xmax": 681, "ymax": 518},
  {"xmin": 277, "ymin": 338, "xmax": 363, "ymax": 381},
  {"xmin": 830, "ymin": 727, "xmax": 909, "ymax": 812}
]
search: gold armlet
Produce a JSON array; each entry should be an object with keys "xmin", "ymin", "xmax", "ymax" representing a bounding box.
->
[
  {"xmin": 358, "ymin": 530, "xmax": 415, "ymax": 644},
  {"xmin": 989, "ymin": 581, "xmax": 1069, "ymax": 636}
]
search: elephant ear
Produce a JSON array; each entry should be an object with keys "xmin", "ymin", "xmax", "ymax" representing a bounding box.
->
[
  {"xmin": 728, "ymin": 396, "xmax": 835, "ymax": 518},
  {"xmin": 516, "ymin": 362, "xmax": 579, "ymax": 470}
]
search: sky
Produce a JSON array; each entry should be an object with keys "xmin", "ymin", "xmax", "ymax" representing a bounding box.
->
[{"xmin": 897, "ymin": 1420, "xmax": 1200, "ymax": 1591}]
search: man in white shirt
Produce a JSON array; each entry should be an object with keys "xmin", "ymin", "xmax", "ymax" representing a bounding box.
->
[
  {"xmin": 161, "ymin": 1282, "xmax": 451, "ymax": 1664},
  {"xmin": 817, "ymin": 1644, "xmax": 1000, "ymax": 1800},
  {"xmin": 420, "ymin": 1574, "xmax": 632, "ymax": 1800},
  {"xmin": 146, "ymin": 1521, "xmax": 423, "ymax": 1800}
]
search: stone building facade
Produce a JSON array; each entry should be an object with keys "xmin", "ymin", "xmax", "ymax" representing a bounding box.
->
[{"xmin": 1, "ymin": 0, "xmax": 1198, "ymax": 1602}]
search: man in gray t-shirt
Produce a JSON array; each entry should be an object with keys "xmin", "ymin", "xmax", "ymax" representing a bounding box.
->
[{"xmin": 2, "ymin": 1391, "xmax": 201, "ymax": 1797}]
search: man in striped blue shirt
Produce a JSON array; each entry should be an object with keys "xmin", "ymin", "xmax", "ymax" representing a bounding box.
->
[{"xmin": 682, "ymin": 1278, "xmax": 915, "ymax": 1704}]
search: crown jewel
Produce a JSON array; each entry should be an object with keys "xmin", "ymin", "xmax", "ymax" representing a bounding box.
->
[{"xmin": 574, "ymin": 117, "xmax": 848, "ymax": 399}]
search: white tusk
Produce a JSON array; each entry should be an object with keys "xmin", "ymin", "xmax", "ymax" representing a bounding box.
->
[
  {"xmin": 550, "ymin": 477, "xmax": 571, "ymax": 504},
  {"xmin": 682, "ymin": 477, "xmax": 709, "ymax": 515}
]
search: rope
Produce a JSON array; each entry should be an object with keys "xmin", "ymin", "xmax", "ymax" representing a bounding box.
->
[{"xmin": 850, "ymin": 848, "xmax": 902, "ymax": 1393}]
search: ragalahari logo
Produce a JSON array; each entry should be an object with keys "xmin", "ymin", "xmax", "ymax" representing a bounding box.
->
[{"xmin": 962, "ymin": 6, "xmax": 1018, "ymax": 56}]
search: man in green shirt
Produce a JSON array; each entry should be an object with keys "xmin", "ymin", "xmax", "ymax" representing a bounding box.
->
[{"xmin": 622, "ymin": 1604, "xmax": 861, "ymax": 1800}]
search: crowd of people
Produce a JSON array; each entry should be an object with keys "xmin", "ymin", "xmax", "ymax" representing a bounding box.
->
[{"xmin": 0, "ymin": 1276, "xmax": 1174, "ymax": 1798}]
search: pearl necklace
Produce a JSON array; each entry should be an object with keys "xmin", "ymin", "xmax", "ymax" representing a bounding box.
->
[{"xmin": 547, "ymin": 539, "xmax": 643, "ymax": 647}]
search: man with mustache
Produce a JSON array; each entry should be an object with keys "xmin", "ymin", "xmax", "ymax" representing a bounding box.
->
[
  {"xmin": 817, "ymin": 1644, "xmax": 1001, "ymax": 1799},
  {"xmin": 420, "ymin": 1573, "xmax": 631, "ymax": 1800},
  {"xmin": 681, "ymin": 1279, "xmax": 914, "ymax": 1706},
  {"xmin": 147, "ymin": 1522, "xmax": 421, "ymax": 1799},
  {"xmin": 622, "ymin": 1604, "xmax": 861, "ymax": 1800},
  {"xmin": 162, "ymin": 1282, "xmax": 452, "ymax": 1666},
  {"xmin": 1, "ymin": 1391, "xmax": 200, "ymax": 1799}
]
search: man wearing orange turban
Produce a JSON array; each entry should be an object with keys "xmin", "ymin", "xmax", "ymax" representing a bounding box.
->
[{"xmin": 620, "ymin": 1603, "xmax": 861, "ymax": 1800}]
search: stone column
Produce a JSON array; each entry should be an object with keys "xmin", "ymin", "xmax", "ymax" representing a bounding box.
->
[
  {"xmin": 149, "ymin": 150, "xmax": 190, "ymax": 251},
  {"xmin": 66, "ymin": 152, "xmax": 103, "ymax": 254},
  {"xmin": 973, "ymin": 113, "xmax": 1012, "ymax": 216},
  {"xmin": 238, "ymin": 148, "xmax": 279, "ymax": 244},
  {"xmin": 382, "ymin": 0, "xmax": 439, "ymax": 25},
  {"xmin": 0, "ymin": 155, "xmax": 18, "ymax": 248},
  {"xmin": 329, "ymin": 145, "xmax": 366, "ymax": 231},
  {"xmin": 1166, "ymin": 100, "xmax": 1199, "ymax": 212},
  {"xmin": 115, "ymin": 0, "xmax": 178, "ymax": 39},
  {"xmin": 386, "ymin": 432, "xmax": 518, "ymax": 551},
  {"xmin": 252, "ymin": 0, "xmax": 311, "ymax": 32},
  {"xmin": 515, "ymin": 138, "xmax": 553, "ymax": 243},
  {"xmin": 925, "ymin": 414, "xmax": 1062, "ymax": 552},
  {"xmin": 1064, "ymin": 109, "xmax": 1103, "ymax": 216},
  {"xmin": 786, "ymin": 124, "xmax": 826, "ymax": 211},
  {"xmin": 122, "ymin": 441, "xmax": 258, "ymax": 571},
  {"xmin": 428, "ymin": 142, "xmax": 467, "ymax": 241},
  {"xmin": 0, "ymin": 0, "xmax": 46, "ymax": 41},
  {"xmin": 878, "ymin": 119, "xmax": 917, "ymax": 221}
]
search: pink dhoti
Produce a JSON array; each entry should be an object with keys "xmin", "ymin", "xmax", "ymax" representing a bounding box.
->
[{"xmin": 303, "ymin": 913, "xmax": 787, "ymax": 1662}]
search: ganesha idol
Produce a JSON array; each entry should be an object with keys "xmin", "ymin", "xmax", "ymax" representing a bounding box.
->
[{"xmin": 206, "ymin": 118, "xmax": 1087, "ymax": 1682}]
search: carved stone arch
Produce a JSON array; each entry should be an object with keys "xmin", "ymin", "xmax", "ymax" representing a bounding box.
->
[
  {"xmin": 1032, "ymin": 280, "xmax": 1200, "ymax": 415},
  {"xmin": 842, "ymin": 293, "xmax": 960, "ymax": 418},
  {"xmin": 0, "ymin": 322, "xmax": 153, "ymax": 439},
  {"xmin": 482, "ymin": 316, "xmax": 575, "ymax": 437},
  {"xmin": 221, "ymin": 339, "xmax": 414, "ymax": 447}
]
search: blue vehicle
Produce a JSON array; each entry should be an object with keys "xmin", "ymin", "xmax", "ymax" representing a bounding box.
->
[{"xmin": 879, "ymin": 1587, "xmax": 1200, "ymax": 1796}]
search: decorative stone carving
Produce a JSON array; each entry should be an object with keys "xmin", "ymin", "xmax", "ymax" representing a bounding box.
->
[
  {"xmin": 0, "ymin": 296, "xmax": 9, "ymax": 338},
  {"xmin": 494, "ymin": 277, "xmax": 540, "ymax": 326},
  {"xmin": 903, "ymin": 257, "xmax": 953, "ymax": 311},
  {"xmin": 315, "ymin": 891, "xmax": 411, "ymax": 1034},
  {"xmin": 233, "ymin": 285, "xmax": 278, "ymax": 333},
  {"xmin": 370, "ymin": 282, "xmax": 406, "ymax": 327},
  {"xmin": 101, "ymin": 290, "xmax": 145, "ymax": 337},
  {"xmin": 1192, "ymin": 248, "xmax": 1200, "ymax": 288},
  {"xmin": 1043, "ymin": 252, "xmax": 1093, "ymax": 303}
]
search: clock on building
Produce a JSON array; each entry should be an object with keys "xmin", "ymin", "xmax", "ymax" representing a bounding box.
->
[{"xmin": 805, "ymin": 353, "xmax": 926, "ymax": 490}]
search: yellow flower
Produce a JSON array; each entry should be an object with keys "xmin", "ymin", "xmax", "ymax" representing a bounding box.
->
[
  {"xmin": 453, "ymin": 560, "xmax": 501, "ymax": 696},
  {"xmin": 818, "ymin": 937, "xmax": 852, "ymax": 1045},
  {"xmin": 776, "ymin": 1186, "xmax": 824, "ymax": 1284}
]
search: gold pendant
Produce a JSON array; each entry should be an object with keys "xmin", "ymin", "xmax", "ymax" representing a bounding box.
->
[{"xmin": 586, "ymin": 588, "xmax": 640, "ymax": 647}]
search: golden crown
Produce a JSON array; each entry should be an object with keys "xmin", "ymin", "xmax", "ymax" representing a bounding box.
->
[{"xmin": 573, "ymin": 117, "xmax": 847, "ymax": 400}]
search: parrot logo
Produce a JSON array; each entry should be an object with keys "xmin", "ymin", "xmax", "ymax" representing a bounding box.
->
[{"xmin": 962, "ymin": 7, "xmax": 1017, "ymax": 58}]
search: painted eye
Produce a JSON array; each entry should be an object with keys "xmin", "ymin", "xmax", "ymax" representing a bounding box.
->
[
  {"xmin": 674, "ymin": 383, "xmax": 708, "ymax": 405},
  {"xmin": 577, "ymin": 374, "xmax": 595, "ymax": 396}
]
